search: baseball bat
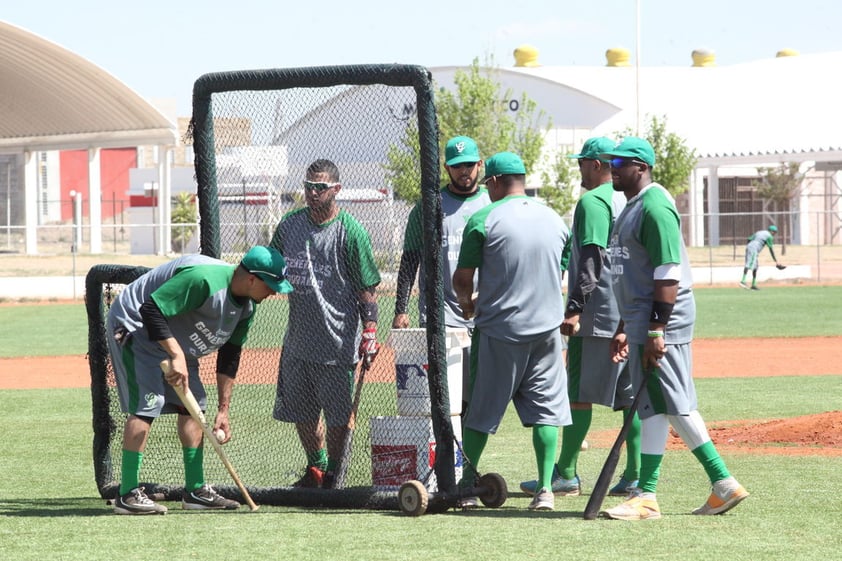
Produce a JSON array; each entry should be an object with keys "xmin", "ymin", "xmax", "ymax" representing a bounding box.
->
[
  {"xmin": 582, "ymin": 368, "xmax": 650, "ymax": 520},
  {"xmin": 333, "ymin": 360, "xmax": 369, "ymax": 489},
  {"xmin": 159, "ymin": 359, "xmax": 259, "ymax": 511}
]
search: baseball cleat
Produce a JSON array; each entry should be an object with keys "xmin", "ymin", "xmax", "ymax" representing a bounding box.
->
[
  {"xmin": 608, "ymin": 476, "xmax": 639, "ymax": 497},
  {"xmin": 182, "ymin": 484, "xmax": 240, "ymax": 510},
  {"xmin": 692, "ymin": 477, "xmax": 749, "ymax": 515},
  {"xmin": 114, "ymin": 487, "xmax": 168, "ymax": 515},
  {"xmin": 519, "ymin": 467, "xmax": 581, "ymax": 497},
  {"xmin": 527, "ymin": 487, "xmax": 554, "ymax": 511},
  {"xmin": 601, "ymin": 491, "xmax": 661, "ymax": 521}
]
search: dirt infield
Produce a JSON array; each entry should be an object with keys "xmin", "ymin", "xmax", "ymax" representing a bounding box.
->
[{"xmin": 3, "ymin": 336, "xmax": 841, "ymax": 456}]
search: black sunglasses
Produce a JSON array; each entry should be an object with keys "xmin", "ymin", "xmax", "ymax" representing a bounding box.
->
[{"xmin": 610, "ymin": 158, "xmax": 647, "ymax": 168}]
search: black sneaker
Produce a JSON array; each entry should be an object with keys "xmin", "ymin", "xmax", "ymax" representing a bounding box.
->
[
  {"xmin": 292, "ymin": 465, "xmax": 325, "ymax": 488},
  {"xmin": 182, "ymin": 484, "xmax": 240, "ymax": 510},
  {"xmin": 322, "ymin": 470, "xmax": 336, "ymax": 489},
  {"xmin": 114, "ymin": 487, "xmax": 168, "ymax": 515}
]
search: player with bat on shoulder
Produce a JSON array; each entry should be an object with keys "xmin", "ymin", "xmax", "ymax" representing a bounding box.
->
[
  {"xmin": 598, "ymin": 137, "xmax": 748, "ymax": 521},
  {"xmin": 106, "ymin": 245, "xmax": 293, "ymax": 514}
]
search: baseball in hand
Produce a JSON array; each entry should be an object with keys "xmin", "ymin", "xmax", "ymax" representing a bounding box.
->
[
  {"xmin": 214, "ymin": 428, "xmax": 226, "ymax": 443},
  {"xmin": 573, "ymin": 323, "xmax": 580, "ymax": 335}
]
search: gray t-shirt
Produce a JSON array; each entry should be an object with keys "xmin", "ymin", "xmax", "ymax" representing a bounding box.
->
[
  {"xmin": 458, "ymin": 195, "xmax": 569, "ymax": 342},
  {"xmin": 567, "ymin": 182, "xmax": 626, "ymax": 338},
  {"xmin": 609, "ymin": 183, "xmax": 695, "ymax": 345},
  {"xmin": 107, "ymin": 254, "xmax": 254, "ymax": 359},
  {"xmin": 271, "ymin": 208, "xmax": 381, "ymax": 365}
]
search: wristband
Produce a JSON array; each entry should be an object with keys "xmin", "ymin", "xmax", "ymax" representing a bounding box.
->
[
  {"xmin": 647, "ymin": 330, "xmax": 665, "ymax": 338},
  {"xmin": 650, "ymin": 300, "xmax": 674, "ymax": 325},
  {"xmin": 359, "ymin": 300, "xmax": 378, "ymax": 324}
]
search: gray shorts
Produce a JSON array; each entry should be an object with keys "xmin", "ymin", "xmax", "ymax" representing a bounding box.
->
[
  {"xmin": 628, "ymin": 342, "xmax": 698, "ymax": 419},
  {"xmin": 464, "ymin": 328, "xmax": 570, "ymax": 434},
  {"xmin": 567, "ymin": 336, "xmax": 633, "ymax": 409},
  {"xmin": 744, "ymin": 247, "xmax": 760, "ymax": 270},
  {"xmin": 107, "ymin": 322, "xmax": 207, "ymax": 417},
  {"xmin": 273, "ymin": 353, "xmax": 353, "ymax": 426}
]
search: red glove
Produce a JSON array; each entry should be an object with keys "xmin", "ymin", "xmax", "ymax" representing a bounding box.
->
[{"xmin": 358, "ymin": 327, "xmax": 380, "ymax": 367}]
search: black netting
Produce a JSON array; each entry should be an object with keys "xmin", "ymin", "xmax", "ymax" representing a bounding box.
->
[{"xmin": 88, "ymin": 65, "xmax": 459, "ymax": 510}]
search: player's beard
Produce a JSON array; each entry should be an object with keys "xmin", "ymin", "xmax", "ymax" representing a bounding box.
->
[{"xmin": 447, "ymin": 169, "xmax": 479, "ymax": 195}]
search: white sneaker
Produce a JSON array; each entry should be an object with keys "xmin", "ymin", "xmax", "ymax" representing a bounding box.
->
[{"xmin": 527, "ymin": 487, "xmax": 554, "ymax": 511}]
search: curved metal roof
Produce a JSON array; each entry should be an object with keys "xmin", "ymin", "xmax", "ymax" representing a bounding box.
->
[{"xmin": 0, "ymin": 20, "xmax": 176, "ymax": 151}]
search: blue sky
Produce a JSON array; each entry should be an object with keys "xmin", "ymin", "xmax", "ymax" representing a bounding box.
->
[{"xmin": 5, "ymin": 0, "xmax": 842, "ymax": 115}]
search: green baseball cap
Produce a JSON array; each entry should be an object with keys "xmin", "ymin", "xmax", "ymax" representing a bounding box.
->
[
  {"xmin": 241, "ymin": 246, "xmax": 294, "ymax": 294},
  {"xmin": 768, "ymin": 225, "xmax": 778, "ymax": 233},
  {"xmin": 445, "ymin": 136, "xmax": 481, "ymax": 166},
  {"xmin": 568, "ymin": 137, "xmax": 615, "ymax": 162},
  {"xmin": 481, "ymin": 151, "xmax": 526, "ymax": 182},
  {"xmin": 600, "ymin": 136, "xmax": 656, "ymax": 167}
]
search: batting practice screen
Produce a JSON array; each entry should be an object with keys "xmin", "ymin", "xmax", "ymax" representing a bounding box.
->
[{"xmin": 86, "ymin": 64, "xmax": 460, "ymax": 509}]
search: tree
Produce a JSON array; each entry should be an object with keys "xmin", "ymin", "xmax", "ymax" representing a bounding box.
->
[
  {"xmin": 539, "ymin": 150, "xmax": 577, "ymax": 217},
  {"xmin": 752, "ymin": 162, "xmax": 805, "ymax": 254},
  {"xmin": 171, "ymin": 192, "xmax": 197, "ymax": 253},
  {"xmin": 384, "ymin": 58, "xmax": 565, "ymax": 208},
  {"xmin": 619, "ymin": 115, "xmax": 697, "ymax": 196}
]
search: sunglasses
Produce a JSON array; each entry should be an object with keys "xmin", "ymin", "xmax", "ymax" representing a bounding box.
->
[
  {"xmin": 245, "ymin": 267, "xmax": 286, "ymax": 281},
  {"xmin": 482, "ymin": 175, "xmax": 498, "ymax": 186},
  {"xmin": 450, "ymin": 162, "xmax": 477, "ymax": 169},
  {"xmin": 303, "ymin": 180, "xmax": 340, "ymax": 192},
  {"xmin": 610, "ymin": 158, "xmax": 647, "ymax": 168}
]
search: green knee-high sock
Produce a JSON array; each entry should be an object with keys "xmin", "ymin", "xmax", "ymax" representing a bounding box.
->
[
  {"xmin": 558, "ymin": 408, "xmax": 591, "ymax": 479},
  {"xmin": 307, "ymin": 448, "xmax": 328, "ymax": 470},
  {"xmin": 638, "ymin": 453, "xmax": 663, "ymax": 494},
  {"xmin": 533, "ymin": 424, "xmax": 559, "ymax": 489},
  {"xmin": 120, "ymin": 450, "xmax": 143, "ymax": 495},
  {"xmin": 461, "ymin": 427, "xmax": 488, "ymax": 481},
  {"xmin": 623, "ymin": 409, "xmax": 642, "ymax": 481},
  {"xmin": 691, "ymin": 441, "xmax": 731, "ymax": 483},
  {"xmin": 183, "ymin": 446, "xmax": 204, "ymax": 492}
]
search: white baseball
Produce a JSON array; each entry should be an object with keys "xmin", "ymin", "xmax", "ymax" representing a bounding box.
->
[
  {"xmin": 214, "ymin": 428, "xmax": 226, "ymax": 443},
  {"xmin": 573, "ymin": 323, "xmax": 580, "ymax": 335}
]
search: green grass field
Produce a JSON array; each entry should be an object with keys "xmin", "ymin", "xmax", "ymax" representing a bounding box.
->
[{"xmin": 1, "ymin": 286, "xmax": 840, "ymax": 560}]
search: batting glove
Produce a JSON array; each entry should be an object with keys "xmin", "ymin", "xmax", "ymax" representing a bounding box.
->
[{"xmin": 359, "ymin": 327, "xmax": 380, "ymax": 368}]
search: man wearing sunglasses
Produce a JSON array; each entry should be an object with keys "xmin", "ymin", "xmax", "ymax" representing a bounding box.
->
[
  {"xmin": 600, "ymin": 137, "xmax": 748, "ymax": 520},
  {"xmin": 392, "ymin": 136, "xmax": 491, "ymax": 430},
  {"xmin": 270, "ymin": 159, "xmax": 382, "ymax": 490},
  {"xmin": 519, "ymin": 137, "xmax": 641, "ymax": 501},
  {"xmin": 107, "ymin": 245, "xmax": 293, "ymax": 514},
  {"xmin": 454, "ymin": 151, "xmax": 571, "ymax": 511}
]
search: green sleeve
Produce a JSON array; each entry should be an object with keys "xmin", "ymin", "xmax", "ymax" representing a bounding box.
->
[
  {"xmin": 640, "ymin": 193, "xmax": 683, "ymax": 267},
  {"xmin": 341, "ymin": 214, "xmax": 381, "ymax": 290},
  {"xmin": 403, "ymin": 203, "xmax": 423, "ymax": 252},
  {"xmin": 150, "ymin": 266, "xmax": 214, "ymax": 317},
  {"xmin": 457, "ymin": 213, "xmax": 487, "ymax": 269},
  {"xmin": 576, "ymin": 193, "xmax": 612, "ymax": 249}
]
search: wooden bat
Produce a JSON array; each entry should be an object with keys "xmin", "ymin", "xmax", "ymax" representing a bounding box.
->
[
  {"xmin": 159, "ymin": 359, "xmax": 259, "ymax": 511},
  {"xmin": 333, "ymin": 360, "xmax": 369, "ymax": 489},
  {"xmin": 582, "ymin": 368, "xmax": 650, "ymax": 520}
]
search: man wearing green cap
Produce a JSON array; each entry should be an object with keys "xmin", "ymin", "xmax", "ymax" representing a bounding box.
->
[
  {"xmin": 392, "ymin": 135, "xmax": 491, "ymax": 423},
  {"xmin": 600, "ymin": 137, "xmax": 748, "ymax": 520},
  {"xmin": 741, "ymin": 225, "xmax": 780, "ymax": 290},
  {"xmin": 454, "ymin": 151, "xmax": 571, "ymax": 512},
  {"xmin": 519, "ymin": 137, "xmax": 641, "ymax": 500},
  {"xmin": 107, "ymin": 245, "xmax": 293, "ymax": 514}
]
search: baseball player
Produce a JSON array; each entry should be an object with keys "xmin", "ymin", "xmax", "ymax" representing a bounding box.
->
[
  {"xmin": 454, "ymin": 151, "xmax": 571, "ymax": 512},
  {"xmin": 740, "ymin": 225, "xmax": 780, "ymax": 290},
  {"xmin": 519, "ymin": 137, "xmax": 641, "ymax": 499},
  {"xmin": 392, "ymin": 135, "xmax": 491, "ymax": 417},
  {"xmin": 270, "ymin": 158, "xmax": 382, "ymax": 490},
  {"xmin": 107, "ymin": 245, "xmax": 293, "ymax": 515},
  {"xmin": 600, "ymin": 137, "xmax": 748, "ymax": 520}
]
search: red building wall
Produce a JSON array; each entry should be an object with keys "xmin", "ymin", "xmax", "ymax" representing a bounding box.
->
[{"xmin": 59, "ymin": 148, "xmax": 137, "ymax": 221}]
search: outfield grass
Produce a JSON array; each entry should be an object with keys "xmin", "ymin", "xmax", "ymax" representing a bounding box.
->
[
  {"xmin": 1, "ymin": 378, "xmax": 841, "ymax": 561},
  {"xmin": 3, "ymin": 286, "xmax": 840, "ymax": 358}
]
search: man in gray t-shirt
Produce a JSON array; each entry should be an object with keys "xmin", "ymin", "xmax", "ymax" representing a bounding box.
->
[{"xmin": 454, "ymin": 151, "xmax": 570, "ymax": 512}]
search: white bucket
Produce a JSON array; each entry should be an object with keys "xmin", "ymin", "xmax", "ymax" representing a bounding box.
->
[
  {"xmin": 370, "ymin": 415, "xmax": 463, "ymax": 491},
  {"xmin": 389, "ymin": 328, "xmax": 468, "ymax": 416}
]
